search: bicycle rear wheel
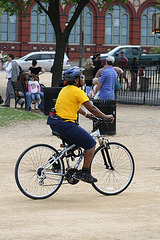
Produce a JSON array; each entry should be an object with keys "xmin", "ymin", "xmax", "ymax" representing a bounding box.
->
[
  {"xmin": 91, "ymin": 142, "xmax": 135, "ymax": 195},
  {"xmin": 15, "ymin": 144, "xmax": 64, "ymax": 199}
]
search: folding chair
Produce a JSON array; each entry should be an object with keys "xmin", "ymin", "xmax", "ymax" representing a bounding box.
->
[{"xmin": 12, "ymin": 81, "xmax": 26, "ymax": 108}]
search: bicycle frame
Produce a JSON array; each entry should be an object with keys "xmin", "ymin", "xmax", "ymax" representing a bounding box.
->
[
  {"xmin": 38, "ymin": 116, "xmax": 113, "ymax": 181},
  {"xmin": 38, "ymin": 143, "xmax": 77, "ymax": 177},
  {"xmin": 40, "ymin": 127, "xmax": 106, "ymax": 177},
  {"xmin": 60, "ymin": 128, "xmax": 107, "ymax": 170}
]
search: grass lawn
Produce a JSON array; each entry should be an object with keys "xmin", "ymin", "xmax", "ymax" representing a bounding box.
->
[{"xmin": 0, "ymin": 108, "xmax": 47, "ymax": 127}]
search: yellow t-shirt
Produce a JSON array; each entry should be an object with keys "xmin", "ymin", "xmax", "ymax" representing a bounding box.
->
[{"xmin": 55, "ymin": 85, "xmax": 89, "ymax": 122}]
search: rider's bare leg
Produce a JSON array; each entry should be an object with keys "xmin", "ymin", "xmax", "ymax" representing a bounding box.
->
[
  {"xmin": 83, "ymin": 145, "xmax": 96, "ymax": 168},
  {"xmin": 75, "ymin": 145, "xmax": 97, "ymax": 183}
]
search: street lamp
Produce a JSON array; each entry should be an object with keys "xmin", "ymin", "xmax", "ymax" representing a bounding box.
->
[
  {"xmin": 65, "ymin": 21, "xmax": 69, "ymax": 58},
  {"xmin": 79, "ymin": 13, "xmax": 84, "ymax": 67}
]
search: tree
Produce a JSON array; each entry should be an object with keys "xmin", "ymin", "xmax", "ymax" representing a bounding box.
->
[
  {"xmin": 151, "ymin": 47, "xmax": 160, "ymax": 54},
  {"xmin": 0, "ymin": 0, "xmax": 128, "ymax": 86}
]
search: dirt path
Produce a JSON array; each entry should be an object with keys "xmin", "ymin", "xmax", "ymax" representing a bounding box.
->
[{"xmin": 0, "ymin": 72, "xmax": 160, "ymax": 240}]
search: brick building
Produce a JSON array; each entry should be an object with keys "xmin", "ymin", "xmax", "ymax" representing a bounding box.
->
[{"xmin": 0, "ymin": 0, "xmax": 159, "ymax": 60}]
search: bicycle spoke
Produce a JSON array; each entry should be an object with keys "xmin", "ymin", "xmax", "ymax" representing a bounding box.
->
[
  {"xmin": 15, "ymin": 144, "xmax": 64, "ymax": 199},
  {"xmin": 91, "ymin": 142, "xmax": 134, "ymax": 195}
]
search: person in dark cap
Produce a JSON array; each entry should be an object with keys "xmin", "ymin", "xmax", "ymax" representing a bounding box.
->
[
  {"xmin": 93, "ymin": 53, "xmax": 102, "ymax": 76},
  {"xmin": 118, "ymin": 51, "xmax": 128, "ymax": 86}
]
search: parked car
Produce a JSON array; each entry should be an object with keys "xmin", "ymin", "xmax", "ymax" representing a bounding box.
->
[
  {"xmin": 91, "ymin": 45, "xmax": 160, "ymax": 67},
  {"xmin": 15, "ymin": 51, "xmax": 70, "ymax": 72}
]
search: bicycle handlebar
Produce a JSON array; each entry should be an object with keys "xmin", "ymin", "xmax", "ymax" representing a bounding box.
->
[{"xmin": 88, "ymin": 116, "xmax": 112, "ymax": 125}]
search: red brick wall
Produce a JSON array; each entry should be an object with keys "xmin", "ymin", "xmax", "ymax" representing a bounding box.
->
[{"xmin": 0, "ymin": 0, "xmax": 158, "ymax": 60}]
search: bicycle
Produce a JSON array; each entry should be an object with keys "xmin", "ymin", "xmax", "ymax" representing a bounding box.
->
[{"xmin": 15, "ymin": 116, "xmax": 135, "ymax": 200}]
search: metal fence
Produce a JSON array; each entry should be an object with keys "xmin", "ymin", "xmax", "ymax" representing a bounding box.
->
[{"xmin": 115, "ymin": 65, "xmax": 160, "ymax": 106}]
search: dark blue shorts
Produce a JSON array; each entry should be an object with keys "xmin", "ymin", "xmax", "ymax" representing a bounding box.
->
[{"xmin": 50, "ymin": 121, "xmax": 96, "ymax": 150}]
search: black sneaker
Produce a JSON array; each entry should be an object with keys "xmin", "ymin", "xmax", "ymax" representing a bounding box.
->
[
  {"xmin": 74, "ymin": 170, "xmax": 97, "ymax": 183},
  {"xmin": 27, "ymin": 107, "xmax": 31, "ymax": 112}
]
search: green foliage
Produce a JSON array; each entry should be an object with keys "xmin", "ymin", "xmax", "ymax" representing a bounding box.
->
[
  {"xmin": 0, "ymin": 108, "xmax": 46, "ymax": 127},
  {"xmin": 0, "ymin": 0, "xmax": 127, "ymax": 86},
  {"xmin": 150, "ymin": 47, "xmax": 160, "ymax": 54},
  {"xmin": 0, "ymin": 0, "xmax": 127, "ymax": 16},
  {"xmin": 0, "ymin": 0, "xmax": 32, "ymax": 16},
  {"xmin": 62, "ymin": 0, "xmax": 127, "ymax": 6}
]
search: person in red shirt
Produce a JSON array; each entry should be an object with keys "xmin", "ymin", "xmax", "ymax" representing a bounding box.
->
[
  {"xmin": 139, "ymin": 65, "xmax": 145, "ymax": 78},
  {"xmin": 118, "ymin": 51, "xmax": 128, "ymax": 86}
]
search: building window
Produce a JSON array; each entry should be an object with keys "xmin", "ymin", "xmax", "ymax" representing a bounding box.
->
[
  {"xmin": 0, "ymin": 12, "xmax": 17, "ymax": 41},
  {"xmin": 31, "ymin": 3, "xmax": 55, "ymax": 43},
  {"xmin": 141, "ymin": 6, "xmax": 160, "ymax": 46},
  {"xmin": 105, "ymin": 5, "xmax": 129, "ymax": 45},
  {"xmin": 69, "ymin": 5, "xmax": 93, "ymax": 44}
]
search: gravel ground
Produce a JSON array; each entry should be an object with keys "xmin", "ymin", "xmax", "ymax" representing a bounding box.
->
[{"xmin": 0, "ymin": 71, "xmax": 160, "ymax": 240}]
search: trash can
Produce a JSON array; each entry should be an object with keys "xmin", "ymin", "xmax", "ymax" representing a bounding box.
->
[
  {"xmin": 140, "ymin": 77, "xmax": 150, "ymax": 92},
  {"xmin": 43, "ymin": 87, "xmax": 62, "ymax": 115},
  {"xmin": 92, "ymin": 99, "xmax": 116, "ymax": 135}
]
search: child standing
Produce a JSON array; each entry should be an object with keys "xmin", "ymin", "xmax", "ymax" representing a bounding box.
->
[
  {"xmin": 28, "ymin": 74, "xmax": 40, "ymax": 110},
  {"xmin": 89, "ymin": 77, "xmax": 100, "ymax": 99}
]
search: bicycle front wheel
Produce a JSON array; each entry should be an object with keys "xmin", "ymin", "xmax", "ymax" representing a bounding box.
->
[
  {"xmin": 91, "ymin": 142, "xmax": 135, "ymax": 195},
  {"xmin": 15, "ymin": 144, "xmax": 64, "ymax": 200}
]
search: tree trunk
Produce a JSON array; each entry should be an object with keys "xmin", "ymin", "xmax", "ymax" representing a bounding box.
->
[
  {"xmin": 48, "ymin": 0, "xmax": 67, "ymax": 87},
  {"xmin": 51, "ymin": 37, "xmax": 66, "ymax": 87},
  {"xmin": 48, "ymin": 0, "xmax": 90, "ymax": 87}
]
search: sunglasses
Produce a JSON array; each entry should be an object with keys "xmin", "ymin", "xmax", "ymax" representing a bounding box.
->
[{"xmin": 80, "ymin": 76, "xmax": 84, "ymax": 79}]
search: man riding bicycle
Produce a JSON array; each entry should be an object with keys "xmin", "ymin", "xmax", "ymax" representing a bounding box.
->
[{"xmin": 47, "ymin": 66, "xmax": 114, "ymax": 183}]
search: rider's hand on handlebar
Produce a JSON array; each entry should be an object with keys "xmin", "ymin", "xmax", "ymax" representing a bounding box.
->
[
  {"xmin": 105, "ymin": 115, "xmax": 114, "ymax": 123},
  {"xmin": 85, "ymin": 113, "xmax": 94, "ymax": 119}
]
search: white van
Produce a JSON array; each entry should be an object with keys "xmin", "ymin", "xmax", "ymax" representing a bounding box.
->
[{"xmin": 15, "ymin": 51, "xmax": 70, "ymax": 72}]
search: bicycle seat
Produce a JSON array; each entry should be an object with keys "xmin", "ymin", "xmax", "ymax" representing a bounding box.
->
[{"xmin": 52, "ymin": 131, "xmax": 61, "ymax": 138}]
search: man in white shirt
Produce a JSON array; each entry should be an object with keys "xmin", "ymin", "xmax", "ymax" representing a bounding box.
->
[{"xmin": 2, "ymin": 53, "xmax": 21, "ymax": 107}]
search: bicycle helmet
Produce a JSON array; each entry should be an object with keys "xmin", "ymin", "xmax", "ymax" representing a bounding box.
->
[{"xmin": 63, "ymin": 66, "xmax": 84, "ymax": 84}]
